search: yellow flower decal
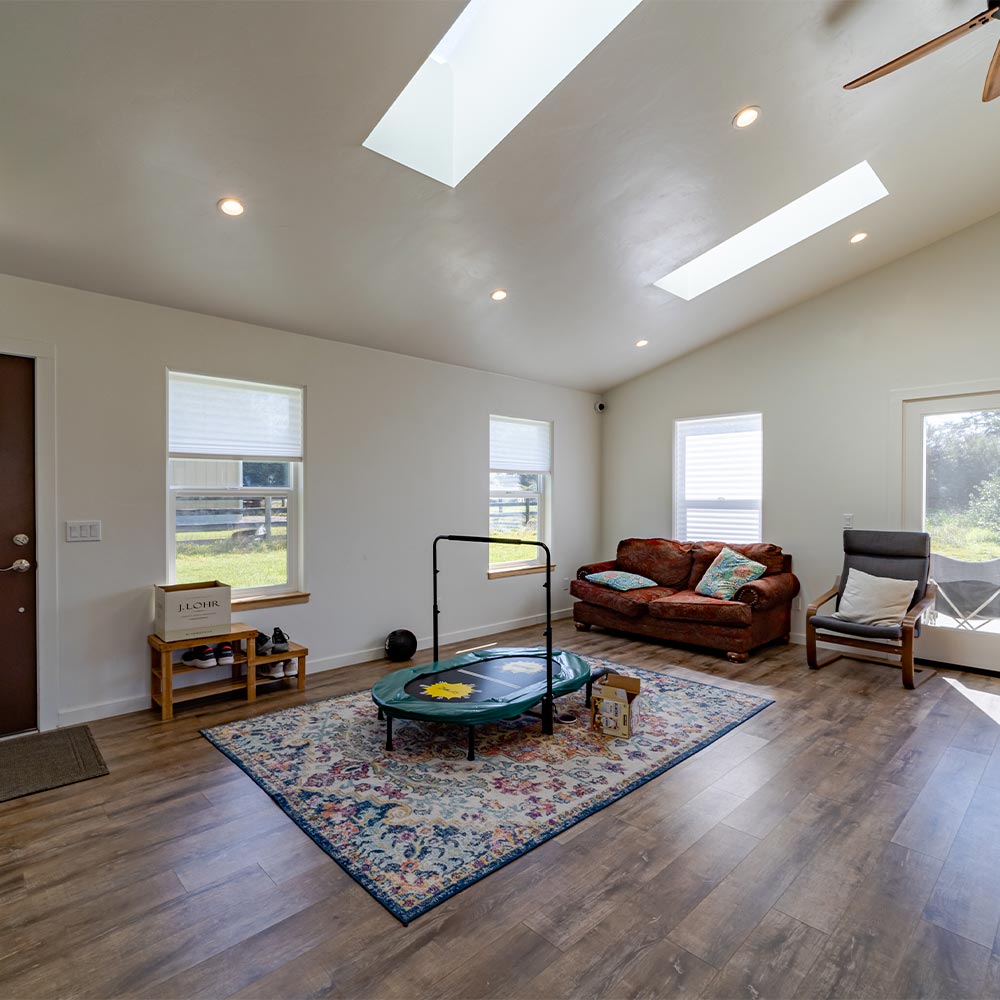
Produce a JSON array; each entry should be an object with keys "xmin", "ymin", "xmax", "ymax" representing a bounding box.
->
[{"xmin": 422, "ymin": 681, "xmax": 475, "ymax": 700}]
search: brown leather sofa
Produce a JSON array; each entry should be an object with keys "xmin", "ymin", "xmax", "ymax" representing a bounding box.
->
[{"xmin": 571, "ymin": 538, "xmax": 800, "ymax": 662}]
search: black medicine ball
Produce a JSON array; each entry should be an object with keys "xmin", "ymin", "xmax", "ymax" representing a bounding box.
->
[{"xmin": 384, "ymin": 629, "xmax": 417, "ymax": 662}]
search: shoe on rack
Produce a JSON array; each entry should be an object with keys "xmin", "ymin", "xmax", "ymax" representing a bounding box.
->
[
  {"xmin": 254, "ymin": 631, "xmax": 273, "ymax": 656},
  {"xmin": 215, "ymin": 641, "xmax": 235, "ymax": 666},
  {"xmin": 282, "ymin": 659, "xmax": 298, "ymax": 677},
  {"xmin": 182, "ymin": 645, "xmax": 217, "ymax": 669},
  {"xmin": 257, "ymin": 662, "xmax": 285, "ymax": 680},
  {"xmin": 271, "ymin": 627, "xmax": 290, "ymax": 654}
]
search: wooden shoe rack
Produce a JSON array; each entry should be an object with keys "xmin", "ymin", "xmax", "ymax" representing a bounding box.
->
[{"xmin": 148, "ymin": 621, "xmax": 308, "ymax": 721}]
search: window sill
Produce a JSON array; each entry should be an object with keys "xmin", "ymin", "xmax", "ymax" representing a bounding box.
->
[
  {"xmin": 231, "ymin": 591, "xmax": 311, "ymax": 611},
  {"xmin": 488, "ymin": 565, "xmax": 555, "ymax": 581}
]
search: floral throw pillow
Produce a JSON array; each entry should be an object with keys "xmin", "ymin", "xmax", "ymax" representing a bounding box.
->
[
  {"xmin": 585, "ymin": 570, "xmax": 658, "ymax": 592},
  {"xmin": 694, "ymin": 547, "xmax": 767, "ymax": 600}
]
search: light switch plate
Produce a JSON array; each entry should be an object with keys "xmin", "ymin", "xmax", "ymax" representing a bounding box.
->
[
  {"xmin": 66, "ymin": 520, "xmax": 102, "ymax": 542},
  {"xmin": 842, "ymin": 513, "xmax": 854, "ymax": 529}
]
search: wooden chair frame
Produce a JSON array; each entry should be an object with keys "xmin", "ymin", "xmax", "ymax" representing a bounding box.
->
[{"xmin": 806, "ymin": 576, "xmax": 938, "ymax": 689}]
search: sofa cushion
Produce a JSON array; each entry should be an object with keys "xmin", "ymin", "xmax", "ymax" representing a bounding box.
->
[
  {"xmin": 648, "ymin": 591, "xmax": 753, "ymax": 627},
  {"xmin": 695, "ymin": 547, "xmax": 767, "ymax": 600},
  {"xmin": 585, "ymin": 570, "xmax": 659, "ymax": 591},
  {"xmin": 570, "ymin": 579, "xmax": 677, "ymax": 618},
  {"xmin": 616, "ymin": 538, "xmax": 693, "ymax": 588},
  {"xmin": 689, "ymin": 542, "xmax": 784, "ymax": 588}
]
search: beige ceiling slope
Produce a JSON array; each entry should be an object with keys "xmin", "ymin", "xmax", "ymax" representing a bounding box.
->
[{"xmin": 0, "ymin": 0, "xmax": 999, "ymax": 392}]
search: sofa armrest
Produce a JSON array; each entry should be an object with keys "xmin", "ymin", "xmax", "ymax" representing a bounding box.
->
[
  {"xmin": 734, "ymin": 572, "xmax": 800, "ymax": 611},
  {"xmin": 576, "ymin": 560, "xmax": 617, "ymax": 581}
]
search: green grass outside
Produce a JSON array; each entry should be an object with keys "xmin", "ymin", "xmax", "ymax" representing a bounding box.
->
[
  {"xmin": 926, "ymin": 511, "xmax": 1000, "ymax": 563},
  {"xmin": 175, "ymin": 536, "xmax": 288, "ymax": 589},
  {"xmin": 489, "ymin": 526, "xmax": 541, "ymax": 566}
]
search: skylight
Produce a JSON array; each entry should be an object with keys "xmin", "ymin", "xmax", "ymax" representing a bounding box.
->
[
  {"xmin": 654, "ymin": 161, "xmax": 889, "ymax": 300},
  {"xmin": 363, "ymin": 0, "xmax": 644, "ymax": 187}
]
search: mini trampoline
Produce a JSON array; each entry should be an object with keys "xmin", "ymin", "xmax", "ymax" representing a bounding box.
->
[{"xmin": 372, "ymin": 535, "xmax": 607, "ymax": 760}]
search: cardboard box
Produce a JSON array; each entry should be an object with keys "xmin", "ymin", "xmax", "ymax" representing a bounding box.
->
[
  {"xmin": 154, "ymin": 580, "xmax": 231, "ymax": 642},
  {"xmin": 591, "ymin": 673, "xmax": 642, "ymax": 738}
]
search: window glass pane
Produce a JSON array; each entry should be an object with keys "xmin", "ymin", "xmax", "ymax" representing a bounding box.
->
[
  {"xmin": 489, "ymin": 491, "xmax": 540, "ymax": 565},
  {"xmin": 489, "ymin": 472, "xmax": 541, "ymax": 492},
  {"xmin": 925, "ymin": 410, "xmax": 1000, "ymax": 632},
  {"xmin": 169, "ymin": 458, "xmax": 242, "ymax": 489},
  {"xmin": 242, "ymin": 462, "xmax": 290, "ymax": 487},
  {"xmin": 174, "ymin": 495, "xmax": 288, "ymax": 589},
  {"xmin": 674, "ymin": 413, "xmax": 762, "ymax": 542}
]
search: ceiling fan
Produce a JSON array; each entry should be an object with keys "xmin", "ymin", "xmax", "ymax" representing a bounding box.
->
[{"xmin": 845, "ymin": 0, "xmax": 1000, "ymax": 102}]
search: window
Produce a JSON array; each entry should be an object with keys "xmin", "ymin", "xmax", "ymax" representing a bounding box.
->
[
  {"xmin": 489, "ymin": 415, "xmax": 552, "ymax": 571},
  {"xmin": 168, "ymin": 372, "xmax": 304, "ymax": 598},
  {"xmin": 674, "ymin": 413, "xmax": 762, "ymax": 542}
]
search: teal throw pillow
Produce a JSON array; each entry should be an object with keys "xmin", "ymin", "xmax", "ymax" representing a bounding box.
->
[
  {"xmin": 694, "ymin": 547, "xmax": 767, "ymax": 600},
  {"xmin": 585, "ymin": 570, "xmax": 658, "ymax": 592}
]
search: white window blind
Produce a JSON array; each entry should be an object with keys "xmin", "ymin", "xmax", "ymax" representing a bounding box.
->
[
  {"xmin": 490, "ymin": 415, "xmax": 552, "ymax": 473},
  {"xmin": 169, "ymin": 372, "xmax": 304, "ymax": 461},
  {"xmin": 674, "ymin": 413, "xmax": 762, "ymax": 542}
]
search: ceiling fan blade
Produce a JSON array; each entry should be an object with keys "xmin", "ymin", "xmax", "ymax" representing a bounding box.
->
[
  {"xmin": 985, "ymin": 38, "xmax": 1000, "ymax": 100},
  {"xmin": 845, "ymin": 7, "xmax": 1000, "ymax": 90}
]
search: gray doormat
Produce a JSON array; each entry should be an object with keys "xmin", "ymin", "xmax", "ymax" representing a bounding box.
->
[{"xmin": 0, "ymin": 726, "xmax": 108, "ymax": 802}]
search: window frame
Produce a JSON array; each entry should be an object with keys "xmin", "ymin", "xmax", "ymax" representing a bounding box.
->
[
  {"xmin": 488, "ymin": 470, "xmax": 550, "ymax": 572},
  {"xmin": 166, "ymin": 371, "xmax": 305, "ymax": 600},
  {"xmin": 673, "ymin": 411, "xmax": 763, "ymax": 543}
]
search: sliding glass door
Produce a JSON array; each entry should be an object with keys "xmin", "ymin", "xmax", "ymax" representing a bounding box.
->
[{"xmin": 903, "ymin": 392, "xmax": 1000, "ymax": 670}]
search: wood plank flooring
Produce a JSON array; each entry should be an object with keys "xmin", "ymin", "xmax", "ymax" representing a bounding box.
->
[{"xmin": 3, "ymin": 622, "xmax": 1000, "ymax": 998}]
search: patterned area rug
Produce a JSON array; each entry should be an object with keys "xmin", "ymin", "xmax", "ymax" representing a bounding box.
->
[{"xmin": 201, "ymin": 658, "xmax": 771, "ymax": 924}]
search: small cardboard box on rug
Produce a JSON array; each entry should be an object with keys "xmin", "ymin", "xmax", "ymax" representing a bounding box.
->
[
  {"xmin": 591, "ymin": 673, "xmax": 641, "ymax": 737},
  {"xmin": 154, "ymin": 580, "xmax": 231, "ymax": 641}
]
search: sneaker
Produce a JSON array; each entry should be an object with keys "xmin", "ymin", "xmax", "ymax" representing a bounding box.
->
[
  {"xmin": 182, "ymin": 645, "xmax": 217, "ymax": 669},
  {"xmin": 215, "ymin": 641, "xmax": 235, "ymax": 666},
  {"xmin": 257, "ymin": 662, "xmax": 285, "ymax": 680},
  {"xmin": 271, "ymin": 627, "xmax": 290, "ymax": 654},
  {"xmin": 254, "ymin": 631, "xmax": 273, "ymax": 656},
  {"xmin": 282, "ymin": 659, "xmax": 298, "ymax": 677}
]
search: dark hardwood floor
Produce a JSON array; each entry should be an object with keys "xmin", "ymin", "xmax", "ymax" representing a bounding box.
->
[{"xmin": 3, "ymin": 621, "xmax": 1000, "ymax": 999}]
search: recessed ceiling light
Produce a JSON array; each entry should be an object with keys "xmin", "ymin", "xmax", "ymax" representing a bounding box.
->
[
  {"xmin": 635, "ymin": 339, "xmax": 649, "ymax": 348},
  {"xmin": 217, "ymin": 197, "xmax": 244, "ymax": 217},
  {"xmin": 363, "ymin": 0, "xmax": 643, "ymax": 186},
  {"xmin": 850, "ymin": 231, "xmax": 869, "ymax": 244},
  {"xmin": 490, "ymin": 289, "xmax": 508, "ymax": 301},
  {"xmin": 654, "ymin": 161, "xmax": 888, "ymax": 300},
  {"xmin": 732, "ymin": 106, "xmax": 761, "ymax": 129}
]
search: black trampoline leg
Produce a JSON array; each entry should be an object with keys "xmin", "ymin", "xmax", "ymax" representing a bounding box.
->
[
  {"xmin": 377, "ymin": 707, "xmax": 384, "ymax": 721},
  {"xmin": 386, "ymin": 714, "xmax": 393, "ymax": 752},
  {"xmin": 467, "ymin": 726, "xmax": 475, "ymax": 761},
  {"xmin": 542, "ymin": 695, "xmax": 554, "ymax": 736},
  {"xmin": 585, "ymin": 679, "xmax": 593, "ymax": 708}
]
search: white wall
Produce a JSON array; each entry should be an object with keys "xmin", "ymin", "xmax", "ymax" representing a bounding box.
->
[
  {"xmin": 602, "ymin": 211, "xmax": 1000, "ymax": 639},
  {"xmin": 0, "ymin": 273, "xmax": 600, "ymax": 726}
]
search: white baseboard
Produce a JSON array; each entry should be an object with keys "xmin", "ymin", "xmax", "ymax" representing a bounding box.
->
[
  {"xmin": 59, "ymin": 693, "xmax": 154, "ymax": 727},
  {"xmin": 57, "ymin": 608, "xmax": 573, "ymax": 727}
]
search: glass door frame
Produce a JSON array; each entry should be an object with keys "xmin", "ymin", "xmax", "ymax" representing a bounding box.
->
[{"xmin": 891, "ymin": 378, "xmax": 1000, "ymax": 671}]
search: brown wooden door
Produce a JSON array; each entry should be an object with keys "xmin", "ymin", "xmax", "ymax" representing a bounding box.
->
[{"xmin": 0, "ymin": 355, "xmax": 37, "ymax": 736}]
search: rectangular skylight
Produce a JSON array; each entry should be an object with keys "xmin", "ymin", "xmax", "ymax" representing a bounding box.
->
[
  {"xmin": 654, "ymin": 161, "xmax": 889, "ymax": 300},
  {"xmin": 363, "ymin": 0, "xmax": 643, "ymax": 187}
]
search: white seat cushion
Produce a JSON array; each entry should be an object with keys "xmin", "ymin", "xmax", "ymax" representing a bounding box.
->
[{"xmin": 832, "ymin": 568, "xmax": 917, "ymax": 627}]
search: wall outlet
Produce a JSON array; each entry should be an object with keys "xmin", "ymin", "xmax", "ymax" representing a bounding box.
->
[
  {"xmin": 793, "ymin": 596, "xmax": 802, "ymax": 612},
  {"xmin": 66, "ymin": 520, "xmax": 102, "ymax": 542},
  {"xmin": 563, "ymin": 576, "xmax": 571, "ymax": 592},
  {"xmin": 842, "ymin": 513, "xmax": 854, "ymax": 529}
]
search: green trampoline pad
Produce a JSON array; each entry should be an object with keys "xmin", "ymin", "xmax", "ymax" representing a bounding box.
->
[{"xmin": 371, "ymin": 647, "xmax": 592, "ymax": 725}]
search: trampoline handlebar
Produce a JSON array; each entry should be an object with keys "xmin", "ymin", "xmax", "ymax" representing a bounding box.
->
[{"xmin": 432, "ymin": 537, "xmax": 553, "ymax": 725}]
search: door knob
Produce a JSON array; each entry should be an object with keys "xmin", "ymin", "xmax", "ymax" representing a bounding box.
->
[
  {"xmin": 0, "ymin": 559, "xmax": 30, "ymax": 573},
  {"xmin": 13, "ymin": 534, "xmax": 29, "ymax": 546}
]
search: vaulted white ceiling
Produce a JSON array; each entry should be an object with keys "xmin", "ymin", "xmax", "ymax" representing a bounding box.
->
[{"xmin": 1, "ymin": 0, "xmax": 999, "ymax": 392}]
